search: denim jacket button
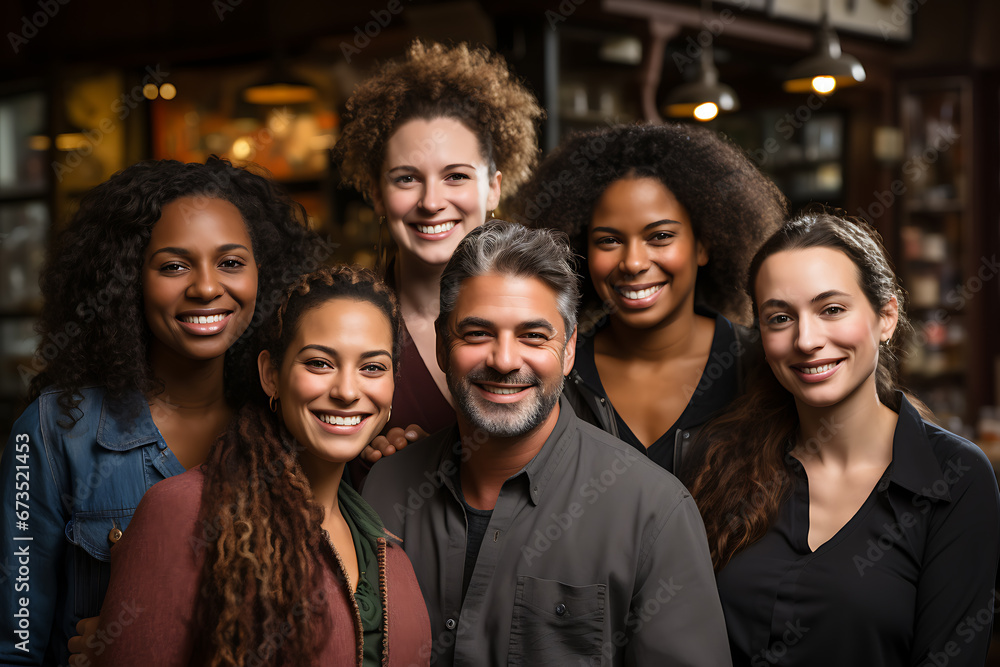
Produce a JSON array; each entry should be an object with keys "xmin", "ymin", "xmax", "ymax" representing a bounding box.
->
[{"xmin": 108, "ymin": 527, "xmax": 123, "ymax": 544}]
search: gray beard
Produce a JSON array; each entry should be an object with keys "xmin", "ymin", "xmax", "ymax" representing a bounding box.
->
[{"xmin": 448, "ymin": 368, "xmax": 564, "ymax": 439}]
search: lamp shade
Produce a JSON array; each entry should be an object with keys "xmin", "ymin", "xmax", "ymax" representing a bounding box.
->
[
  {"xmin": 784, "ymin": 21, "xmax": 866, "ymax": 94},
  {"xmin": 242, "ymin": 63, "xmax": 318, "ymax": 105},
  {"xmin": 664, "ymin": 47, "xmax": 739, "ymax": 121}
]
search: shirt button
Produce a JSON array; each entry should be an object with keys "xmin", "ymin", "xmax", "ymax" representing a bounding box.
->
[
  {"xmin": 158, "ymin": 442, "xmax": 167, "ymax": 450},
  {"xmin": 108, "ymin": 528, "xmax": 123, "ymax": 544},
  {"xmin": 555, "ymin": 603, "xmax": 567, "ymax": 616},
  {"xmin": 599, "ymin": 398, "xmax": 606, "ymax": 404},
  {"xmin": 445, "ymin": 618, "xmax": 457, "ymax": 630},
  {"xmin": 683, "ymin": 431, "xmax": 690, "ymax": 439}
]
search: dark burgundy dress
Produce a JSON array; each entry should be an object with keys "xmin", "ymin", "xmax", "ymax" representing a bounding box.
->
[{"xmin": 387, "ymin": 320, "xmax": 455, "ymax": 436}]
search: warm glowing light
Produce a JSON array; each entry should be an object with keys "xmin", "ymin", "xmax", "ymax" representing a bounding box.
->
[
  {"xmin": 29, "ymin": 135, "xmax": 51, "ymax": 151},
  {"xmin": 142, "ymin": 84, "xmax": 159, "ymax": 100},
  {"xmin": 693, "ymin": 102, "xmax": 719, "ymax": 121},
  {"xmin": 812, "ymin": 76, "xmax": 837, "ymax": 94},
  {"xmin": 159, "ymin": 83, "xmax": 177, "ymax": 100},
  {"xmin": 243, "ymin": 84, "xmax": 317, "ymax": 105},
  {"xmin": 55, "ymin": 133, "xmax": 88, "ymax": 151},
  {"xmin": 231, "ymin": 137, "xmax": 252, "ymax": 160}
]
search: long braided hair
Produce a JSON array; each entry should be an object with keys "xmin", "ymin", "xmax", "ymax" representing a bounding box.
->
[{"xmin": 192, "ymin": 265, "xmax": 401, "ymax": 666}]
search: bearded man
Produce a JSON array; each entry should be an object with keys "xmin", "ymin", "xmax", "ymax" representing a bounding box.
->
[{"xmin": 364, "ymin": 222, "xmax": 730, "ymax": 667}]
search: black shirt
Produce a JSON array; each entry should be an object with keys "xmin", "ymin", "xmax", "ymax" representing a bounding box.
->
[
  {"xmin": 717, "ymin": 394, "xmax": 1000, "ymax": 667},
  {"xmin": 455, "ymin": 471, "xmax": 493, "ymax": 600},
  {"xmin": 574, "ymin": 310, "xmax": 740, "ymax": 470}
]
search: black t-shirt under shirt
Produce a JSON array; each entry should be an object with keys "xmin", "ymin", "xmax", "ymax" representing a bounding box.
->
[{"xmin": 456, "ymin": 468, "xmax": 494, "ymax": 600}]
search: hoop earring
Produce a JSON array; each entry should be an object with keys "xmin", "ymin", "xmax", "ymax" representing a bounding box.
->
[{"xmin": 269, "ymin": 395, "xmax": 278, "ymax": 413}]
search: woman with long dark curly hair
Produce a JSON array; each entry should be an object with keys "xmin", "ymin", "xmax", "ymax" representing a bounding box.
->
[
  {"xmin": 335, "ymin": 39, "xmax": 543, "ymax": 459},
  {"xmin": 689, "ymin": 211, "xmax": 999, "ymax": 665},
  {"xmin": 512, "ymin": 122, "xmax": 786, "ymax": 480},
  {"xmin": 0, "ymin": 157, "xmax": 318, "ymax": 665},
  {"xmin": 94, "ymin": 266, "xmax": 430, "ymax": 666}
]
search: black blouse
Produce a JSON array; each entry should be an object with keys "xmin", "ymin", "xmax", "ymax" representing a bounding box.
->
[
  {"xmin": 573, "ymin": 309, "xmax": 739, "ymax": 470},
  {"xmin": 717, "ymin": 394, "xmax": 1000, "ymax": 667}
]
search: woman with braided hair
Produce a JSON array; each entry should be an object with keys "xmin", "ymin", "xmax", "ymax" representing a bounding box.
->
[
  {"xmin": 94, "ymin": 266, "xmax": 430, "ymax": 666},
  {"xmin": 335, "ymin": 39, "xmax": 543, "ymax": 461},
  {"xmin": 0, "ymin": 157, "xmax": 317, "ymax": 665}
]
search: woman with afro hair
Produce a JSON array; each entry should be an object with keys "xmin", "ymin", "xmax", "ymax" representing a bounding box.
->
[
  {"xmin": 0, "ymin": 157, "xmax": 318, "ymax": 665},
  {"xmin": 335, "ymin": 39, "xmax": 543, "ymax": 458},
  {"xmin": 512, "ymin": 122, "xmax": 786, "ymax": 483}
]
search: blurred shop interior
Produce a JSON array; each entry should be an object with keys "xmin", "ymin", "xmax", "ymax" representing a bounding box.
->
[{"xmin": 1, "ymin": 0, "xmax": 999, "ymax": 456}]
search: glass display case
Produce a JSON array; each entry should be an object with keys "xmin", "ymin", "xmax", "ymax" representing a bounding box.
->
[{"xmin": 714, "ymin": 108, "xmax": 848, "ymax": 214}]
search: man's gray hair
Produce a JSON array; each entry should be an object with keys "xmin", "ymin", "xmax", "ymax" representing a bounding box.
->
[{"xmin": 436, "ymin": 221, "xmax": 580, "ymax": 339}]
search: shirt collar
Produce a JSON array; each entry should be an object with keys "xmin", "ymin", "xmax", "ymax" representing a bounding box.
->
[
  {"xmin": 886, "ymin": 392, "xmax": 951, "ymax": 502},
  {"xmin": 443, "ymin": 395, "xmax": 575, "ymax": 507},
  {"xmin": 522, "ymin": 395, "xmax": 575, "ymax": 505},
  {"xmin": 96, "ymin": 390, "xmax": 164, "ymax": 451}
]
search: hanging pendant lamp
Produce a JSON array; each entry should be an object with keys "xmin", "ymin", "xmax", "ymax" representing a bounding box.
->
[
  {"xmin": 784, "ymin": 0, "xmax": 866, "ymax": 95},
  {"xmin": 663, "ymin": 41, "xmax": 739, "ymax": 122}
]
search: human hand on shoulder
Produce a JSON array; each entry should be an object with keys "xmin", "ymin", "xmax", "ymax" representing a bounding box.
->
[{"xmin": 362, "ymin": 424, "xmax": 428, "ymax": 463}]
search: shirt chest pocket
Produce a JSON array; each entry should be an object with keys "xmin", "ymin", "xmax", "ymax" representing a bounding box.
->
[
  {"xmin": 507, "ymin": 576, "xmax": 606, "ymax": 665},
  {"xmin": 66, "ymin": 509, "xmax": 134, "ymax": 618}
]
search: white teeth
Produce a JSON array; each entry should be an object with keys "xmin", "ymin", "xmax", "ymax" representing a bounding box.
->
[
  {"xmin": 484, "ymin": 386, "xmax": 522, "ymax": 395},
  {"xmin": 318, "ymin": 414, "xmax": 363, "ymax": 426},
  {"xmin": 618, "ymin": 285, "xmax": 663, "ymax": 300},
  {"xmin": 800, "ymin": 362, "xmax": 837, "ymax": 374},
  {"xmin": 415, "ymin": 221, "xmax": 456, "ymax": 235},
  {"xmin": 181, "ymin": 314, "xmax": 226, "ymax": 324}
]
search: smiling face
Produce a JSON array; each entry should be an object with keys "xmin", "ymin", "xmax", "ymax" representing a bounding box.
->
[
  {"xmin": 755, "ymin": 246, "xmax": 898, "ymax": 411},
  {"xmin": 373, "ymin": 116, "xmax": 502, "ymax": 268},
  {"xmin": 142, "ymin": 196, "xmax": 258, "ymax": 362},
  {"xmin": 259, "ymin": 298, "xmax": 395, "ymax": 467},
  {"xmin": 587, "ymin": 177, "xmax": 707, "ymax": 329},
  {"xmin": 438, "ymin": 273, "xmax": 576, "ymax": 439}
]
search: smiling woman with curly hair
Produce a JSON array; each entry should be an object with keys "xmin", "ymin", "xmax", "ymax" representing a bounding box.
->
[
  {"xmin": 335, "ymin": 39, "xmax": 543, "ymax": 458},
  {"xmin": 0, "ymin": 157, "xmax": 318, "ymax": 665},
  {"xmin": 92, "ymin": 266, "xmax": 430, "ymax": 667},
  {"xmin": 512, "ymin": 122, "xmax": 786, "ymax": 481}
]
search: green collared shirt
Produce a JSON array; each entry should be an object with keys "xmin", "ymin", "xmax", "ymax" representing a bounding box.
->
[{"xmin": 339, "ymin": 483, "xmax": 385, "ymax": 667}]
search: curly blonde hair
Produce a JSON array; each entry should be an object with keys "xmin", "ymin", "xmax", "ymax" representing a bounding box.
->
[{"xmin": 335, "ymin": 39, "xmax": 543, "ymax": 202}]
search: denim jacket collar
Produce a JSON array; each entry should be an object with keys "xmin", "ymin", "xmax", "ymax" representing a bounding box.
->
[{"xmin": 96, "ymin": 389, "xmax": 163, "ymax": 451}]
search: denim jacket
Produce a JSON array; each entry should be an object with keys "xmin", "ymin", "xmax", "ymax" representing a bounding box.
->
[{"xmin": 0, "ymin": 386, "xmax": 184, "ymax": 666}]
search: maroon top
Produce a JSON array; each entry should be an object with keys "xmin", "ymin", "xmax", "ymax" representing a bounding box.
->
[
  {"xmin": 387, "ymin": 321, "xmax": 455, "ymax": 436},
  {"xmin": 96, "ymin": 468, "xmax": 431, "ymax": 666}
]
